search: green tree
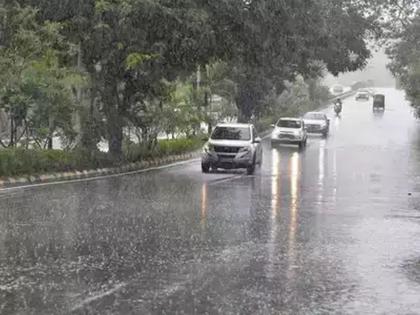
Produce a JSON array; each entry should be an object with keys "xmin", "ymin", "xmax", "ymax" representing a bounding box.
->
[
  {"xmin": 387, "ymin": 12, "xmax": 420, "ymax": 114},
  {"xmin": 202, "ymin": 0, "xmax": 384, "ymax": 121},
  {"xmin": 0, "ymin": 3, "xmax": 81, "ymax": 148},
  {"xmin": 81, "ymin": 0, "xmax": 219, "ymax": 158}
]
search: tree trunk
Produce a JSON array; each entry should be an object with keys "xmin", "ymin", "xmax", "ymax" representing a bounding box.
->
[
  {"xmin": 236, "ymin": 82, "xmax": 260, "ymax": 123},
  {"xmin": 47, "ymin": 137, "xmax": 53, "ymax": 150},
  {"xmin": 47, "ymin": 115, "xmax": 54, "ymax": 149},
  {"xmin": 236, "ymin": 86, "xmax": 254, "ymax": 123},
  {"xmin": 106, "ymin": 101, "xmax": 123, "ymax": 159},
  {"xmin": 108, "ymin": 121, "xmax": 123, "ymax": 158},
  {"xmin": 103, "ymin": 78, "xmax": 124, "ymax": 160},
  {"xmin": 9, "ymin": 115, "xmax": 14, "ymax": 147}
]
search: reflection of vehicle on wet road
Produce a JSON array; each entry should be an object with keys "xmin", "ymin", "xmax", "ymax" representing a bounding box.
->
[
  {"xmin": 201, "ymin": 123, "xmax": 262, "ymax": 175},
  {"xmin": 373, "ymin": 93, "xmax": 385, "ymax": 111},
  {"xmin": 303, "ymin": 112, "xmax": 330, "ymax": 137},
  {"xmin": 271, "ymin": 118, "xmax": 308, "ymax": 149},
  {"xmin": 355, "ymin": 90, "xmax": 370, "ymax": 101}
]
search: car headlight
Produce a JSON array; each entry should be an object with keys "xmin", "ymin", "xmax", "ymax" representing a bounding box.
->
[
  {"xmin": 272, "ymin": 128, "xmax": 280, "ymax": 136},
  {"xmin": 239, "ymin": 146, "xmax": 252, "ymax": 153},
  {"xmin": 203, "ymin": 143, "xmax": 214, "ymax": 153}
]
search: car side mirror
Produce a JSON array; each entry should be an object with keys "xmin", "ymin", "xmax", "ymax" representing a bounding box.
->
[{"xmin": 254, "ymin": 137, "xmax": 262, "ymax": 143}]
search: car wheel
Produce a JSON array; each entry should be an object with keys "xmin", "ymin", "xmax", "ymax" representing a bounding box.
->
[
  {"xmin": 247, "ymin": 163, "xmax": 255, "ymax": 175},
  {"xmin": 247, "ymin": 156, "xmax": 256, "ymax": 175},
  {"xmin": 201, "ymin": 163, "xmax": 210, "ymax": 173},
  {"xmin": 298, "ymin": 141, "xmax": 304, "ymax": 150},
  {"xmin": 322, "ymin": 131, "xmax": 328, "ymax": 138}
]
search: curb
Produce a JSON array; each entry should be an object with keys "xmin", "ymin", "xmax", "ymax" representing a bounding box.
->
[{"xmin": 0, "ymin": 151, "xmax": 202, "ymax": 189}]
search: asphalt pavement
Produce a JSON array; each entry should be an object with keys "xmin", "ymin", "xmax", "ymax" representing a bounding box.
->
[{"xmin": 1, "ymin": 88, "xmax": 420, "ymax": 314}]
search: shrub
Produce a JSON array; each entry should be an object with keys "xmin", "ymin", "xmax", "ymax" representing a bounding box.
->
[
  {"xmin": 124, "ymin": 137, "xmax": 203, "ymax": 163},
  {"xmin": 0, "ymin": 148, "xmax": 114, "ymax": 178},
  {"xmin": 0, "ymin": 149, "xmax": 66, "ymax": 177},
  {"xmin": 157, "ymin": 138, "xmax": 202, "ymax": 156},
  {"xmin": 0, "ymin": 137, "xmax": 202, "ymax": 178}
]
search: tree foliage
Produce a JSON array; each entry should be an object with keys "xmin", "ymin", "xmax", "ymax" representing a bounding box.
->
[
  {"xmin": 1, "ymin": 0, "xmax": 409, "ymax": 157},
  {"xmin": 387, "ymin": 11, "xmax": 420, "ymax": 114},
  {"xmin": 0, "ymin": 3, "xmax": 81, "ymax": 148},
  {"xmin": 199, "ymin": 0, "xmax": 386, "ymax": 121}
]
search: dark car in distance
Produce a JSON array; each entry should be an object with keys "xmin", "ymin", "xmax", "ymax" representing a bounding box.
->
[{"xmin": 373, "ymin": 94, "xmax": 385, "ymax": 111}]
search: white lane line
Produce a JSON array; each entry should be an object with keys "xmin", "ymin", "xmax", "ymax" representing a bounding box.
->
[
  {"xmin": 70, "ymin": 283, "xmax": 126, "ymax": 312},
  {"xmin": 0, "ymin": 159, "xmax": 201, "ymax": 193},
  {"xmin": 207, "ymin": 174, "xmax": 244, "ymax": 186}
]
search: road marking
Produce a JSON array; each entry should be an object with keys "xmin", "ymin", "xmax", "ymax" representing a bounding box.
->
[
  {"xmin": 207, "ymin": 174, "xmax": 244, "ymax": 186},
  {"xmin": 0, "ymin": 159, "xmax": 201, "ymax": 193},
  {"xmin": 70, "ymin": 283, "xmax": 126, "ymax": 312}
]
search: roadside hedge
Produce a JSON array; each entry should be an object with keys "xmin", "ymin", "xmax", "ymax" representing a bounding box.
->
[
  {"xmin": 0, "ymin": 148, "xmax": 112, "ymax": 177},
  {"xmin": 124, "ymin": 137, "xmax": 203, "ymax": 163},
  {"xmin": 0, "ymin": 137, "xmax": 202, "ymax": 178}
]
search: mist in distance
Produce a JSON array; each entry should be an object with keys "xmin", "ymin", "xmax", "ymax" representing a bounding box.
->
[{"xmin": 324, "ymin": 47, "xmax": 396, "ymax": 88}]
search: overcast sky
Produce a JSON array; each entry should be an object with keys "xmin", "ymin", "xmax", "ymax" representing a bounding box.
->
[{"xmin": 323, "ymin": 47, "xmax": 396, "ymax": 88}]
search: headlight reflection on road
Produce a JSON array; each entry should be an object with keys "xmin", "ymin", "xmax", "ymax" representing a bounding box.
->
[
  {"xmin": 318, "ymin": 141, "xmax": 326, "ymax": 204},
  {"xmin": 268, "ymin": 148, "xmax": 281, "ymax": 278},
  {"xmin": 287, "ymin": 152, "xmax": 300, "ymax": 280},
  {"xmin": 271, "ymin": 149, "xmax": 281, "ymax": 219},
  {"xmin": 289, "ymin": 152, "xmax": 300, "ymax": 238},
  {"xmin": 334, "ymin": 115, "xmax": 341, "ymax": 128},
  {"xmin": 200, "ymin": 183, "xmax": 208, "ymax": 229},
  {"xmin": 332, "ymin": 148, "xmax": 337, "ymax": 202}
]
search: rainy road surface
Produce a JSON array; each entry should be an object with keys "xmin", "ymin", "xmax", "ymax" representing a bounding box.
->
[{"xmin": 1, "ymin": 88, "xmax": 420, "ymax": 315}]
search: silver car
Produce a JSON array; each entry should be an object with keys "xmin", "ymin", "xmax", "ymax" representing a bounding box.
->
[
  {"xmin": 271, "ymin": 118, "xmax": 308, "ymax": 149},
  {"xmin": 303, "ymin": 112, "xmax": 330, "ymax": 137},
  {"xmin": 201, "ymin": 123, "xmax": 263, "ymax": 175},
  {"xmin": 355, "ymin": 91, "xmax": 370, "ymax": 101}
]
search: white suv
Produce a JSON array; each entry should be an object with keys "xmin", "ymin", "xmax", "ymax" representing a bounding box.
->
[
  {"xmin": 201, "ymin": 123, "xmax": 263, "ymax": 175},
  {"xmin": 271, "ymin": 118, "xmax": 308, "ymax": 149}
]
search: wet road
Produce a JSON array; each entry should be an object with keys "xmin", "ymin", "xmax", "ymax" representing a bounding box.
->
[{"xmin": 1, "ymin": 88, "xmax": 420, "ymax": 314}]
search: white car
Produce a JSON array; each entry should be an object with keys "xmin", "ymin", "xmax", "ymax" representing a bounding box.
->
[
  {"xmin": 356, "ymin": 91, "xmax": 370, "ymax": 101},
  {"xmin": 303, "ymin": 112, "xmax": 330, "ymax": 137},
  {"xmin": 201, "ymin": 123, "xmax": 263, "ymax": 175},
  {"xmin": 271, "ymin": 118, "xmax": 308, "ymax": 149}
]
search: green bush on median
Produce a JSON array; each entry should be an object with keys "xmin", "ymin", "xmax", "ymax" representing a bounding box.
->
[
  {"xmin": 124, "ymin": 137, "xmax": 203, "ymax": 163},
  {"xmin": 0, "ymin": 148, "xmax": 113, "ymax": 177},
  {"xmin": 0, "ymin": 137, "xmax": 203, "ymax": 178}
]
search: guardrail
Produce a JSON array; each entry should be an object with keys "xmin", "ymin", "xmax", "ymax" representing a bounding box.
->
[{"xmin": 329, "ymin": 90, "xmax": 356, "ymax": 101}]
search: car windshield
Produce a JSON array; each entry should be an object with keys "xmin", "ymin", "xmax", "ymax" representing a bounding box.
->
[
  {"xmin": 277, "ymin": 120, "xmax": 301, "ymax": 128},
  {"xmin": 211, "ymin": 126, "xmax": 251, "ymax": 140},
  {"xmin": 304, "ymin": 113, "xmax": 324, "ymax": 120}
]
